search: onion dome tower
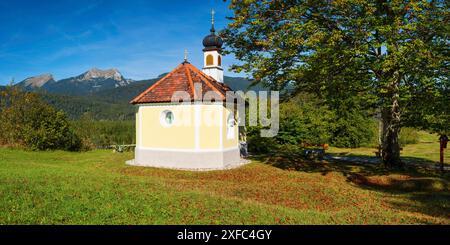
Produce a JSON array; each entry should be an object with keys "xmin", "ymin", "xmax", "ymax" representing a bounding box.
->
[{"xmin": 202, "ymin": 9, "xmax": 224, "ymax": 83}]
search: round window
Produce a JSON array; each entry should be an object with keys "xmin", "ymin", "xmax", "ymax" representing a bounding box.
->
[{"xmin": 161, "ymin": 110, "xmax": 174, "ymax": 127}]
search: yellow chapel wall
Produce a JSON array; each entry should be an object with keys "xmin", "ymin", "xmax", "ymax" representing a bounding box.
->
[
  {"xmin": 135, "ymin": 112, "xmax": 140, "ymax": 147},
  {"xmin": 139, "ymin": 104, "xmax": 196, "ymax": 149},
  {"xmin": 199, "ymin": 104, "xmax": 222, "ymax": 149},
  {"xmin": 137, "ymin": 103, "xmax": 238, "ymax": 151}
]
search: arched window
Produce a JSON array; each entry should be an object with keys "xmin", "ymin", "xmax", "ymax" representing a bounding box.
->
[
  {"xmin": 218, "ymin": 56, "xmax": 222, "ymax": 66},
  {"xmin": 206, "ymin": 54, "xmax": 214, "ymax": 66}
]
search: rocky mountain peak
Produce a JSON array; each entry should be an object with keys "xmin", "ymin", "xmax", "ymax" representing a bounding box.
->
[
  {"xmin": 82, "ymin": 68, "xmax": 123, "ymax": 81},
  {"xmin": 21, "ymin": 74, "xmax": 55, "ymax": 88}
]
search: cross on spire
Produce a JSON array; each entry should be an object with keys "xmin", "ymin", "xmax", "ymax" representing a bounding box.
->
[
  {"xmin": 210, "ymin": 9, "xmax": 216, "ymax": 33},
  {"xmin": 184, "ymin": 49, "xmax": 188, "ymax": 62}
]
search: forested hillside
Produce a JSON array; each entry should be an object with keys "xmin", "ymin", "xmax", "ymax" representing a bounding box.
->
[
  {"xmin": 40, "ymin": 93, "xmax": 136, "ymax": 120},
  {"xmin": 35, "ymin": 75, "xmax": 259, "ymax": 120}
]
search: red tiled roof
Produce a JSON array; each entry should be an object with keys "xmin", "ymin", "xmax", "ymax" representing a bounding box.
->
[{"xmin": 130, "ymin": 62, "xmax": 233, "ymax": 104}]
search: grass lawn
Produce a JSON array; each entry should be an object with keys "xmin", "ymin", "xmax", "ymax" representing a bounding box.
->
[
  {"xmin": 328, "ymin": 131, "xmax": 450, "ymax": 165},
  {"xmin": 0, "ymin": 146, "xmax": 449, "ymax": 224}
]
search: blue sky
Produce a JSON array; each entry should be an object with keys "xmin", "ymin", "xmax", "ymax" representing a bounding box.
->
[{"xmin": 0, "ymin": 0, "xmax": 242, "ymax": 84}]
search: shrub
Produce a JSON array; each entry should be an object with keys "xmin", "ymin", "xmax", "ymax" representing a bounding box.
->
[
  {"xmin": 246, "ymin": 93, "xmax": 334, "ymax": 154},
  {"xmin": 247, "ymin": 126, "xmax": 279, "ymax": 153},
  {"xmin": 277, "ymin": 94, "xmax": 334, "ymax": 146},
  {"xmin": 0, "ymin": 86, "xmax": 82, "ymax": 151}
]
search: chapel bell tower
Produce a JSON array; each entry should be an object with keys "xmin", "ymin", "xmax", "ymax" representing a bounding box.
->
[{"xmin": 202, "ymin": 9, "xmax": 224, "ymax": 83}]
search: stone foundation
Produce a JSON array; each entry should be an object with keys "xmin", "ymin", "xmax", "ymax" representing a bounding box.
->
[{"xmin": 127, "ymin": 147, "xmax": 244, "ymax": 171}]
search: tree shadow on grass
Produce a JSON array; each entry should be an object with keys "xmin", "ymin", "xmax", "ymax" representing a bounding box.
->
[
  {"xmin": 251, "ymin": 152, "xmax": 449, "ymax": 178},
  {"xmin": 346, "ymin": 172, "xmax": 450, "ymax": 221},
  {"xmin": 250, "ymin": 152, "xmax": 389, "ymax": 177},
  {"xmin": 249, "ymin": 152, "xmax": 450, "ymax": 222}
]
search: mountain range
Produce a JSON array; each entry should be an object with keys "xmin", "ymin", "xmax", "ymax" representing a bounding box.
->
[
  {"xmin": 17, "ymin": 68, "xmax": 134, "ymax": 96},
  {"xmin": 10, "ymin": 68, "xmax": 262, "ymax": 120}
]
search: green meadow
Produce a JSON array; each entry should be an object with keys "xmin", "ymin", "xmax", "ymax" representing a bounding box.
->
[{"xmin": 0, "ymin": 136, "xmax": 448, "ymax": 225}]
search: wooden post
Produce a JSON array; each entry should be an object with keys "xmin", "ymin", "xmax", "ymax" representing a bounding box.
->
[
  {"xmin": 440, "ymin": 143, "xmax": 444, "ymax": 172},
  {"xmin": 439, "ymin": 135, "xmax": 448, "ymax": 172}
]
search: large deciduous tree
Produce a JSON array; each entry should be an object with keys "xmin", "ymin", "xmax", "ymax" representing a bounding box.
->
[{"xmin": 222, "ymin": 0, "xmax": 449, "ymax": 167}]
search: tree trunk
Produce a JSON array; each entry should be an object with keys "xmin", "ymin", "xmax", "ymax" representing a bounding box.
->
[{"xmin": 381, "ymin": 91, "xmax": 403, "ymax": 168}]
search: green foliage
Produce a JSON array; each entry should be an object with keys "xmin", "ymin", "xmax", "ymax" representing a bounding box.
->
[
  {"xmin": 71, "ymin": 114, "xmax": 135, "ymax": 149},
  {"xmin": 247, "ymin": 94, "xmax": 333, "ymax": 153},
  {"xmin": 403, "ymin": 80, "xmax": 450, "ymax": 135},
  {"xmin": 247, "ymin": 129, "xmax": 279, "ymax": 153},
  {"xmin": 0, "ymin": 86, "xmax": 81, "ymax": 151},
  {"xmin": 278, "ymin": 94, "xmax": 334, "ymax": 146},
  {"xmin": 330, "ymin": 109, "xmax": 377, "ymax": 148},
  {"xmin": 223, "ymin": 0, "xmax": 448, "ymax": 102},
  {"xmin": 247, "ymin": 93, "xmax": 377, "ymax": 153},
  {"xmin": 223, "ymin": 0, "xmax": 449, "ymax": 166},
  {"xmin": 40, "ymin": 93, "xmax": 136, "ymax": 120}
]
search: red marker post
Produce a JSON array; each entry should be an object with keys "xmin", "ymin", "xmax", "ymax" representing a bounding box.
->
[{"xmin": 439, "ymin": 135, "xmax": 448, "ymax": 172}]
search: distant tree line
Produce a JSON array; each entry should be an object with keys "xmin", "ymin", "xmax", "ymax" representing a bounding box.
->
[
  {"xmin": 71, "ymin": 113, "xmax": 135, "ymax": 149},
  {"xmin": 40, "ymin": 93, "xmax": 135, "ymax": 121}
]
